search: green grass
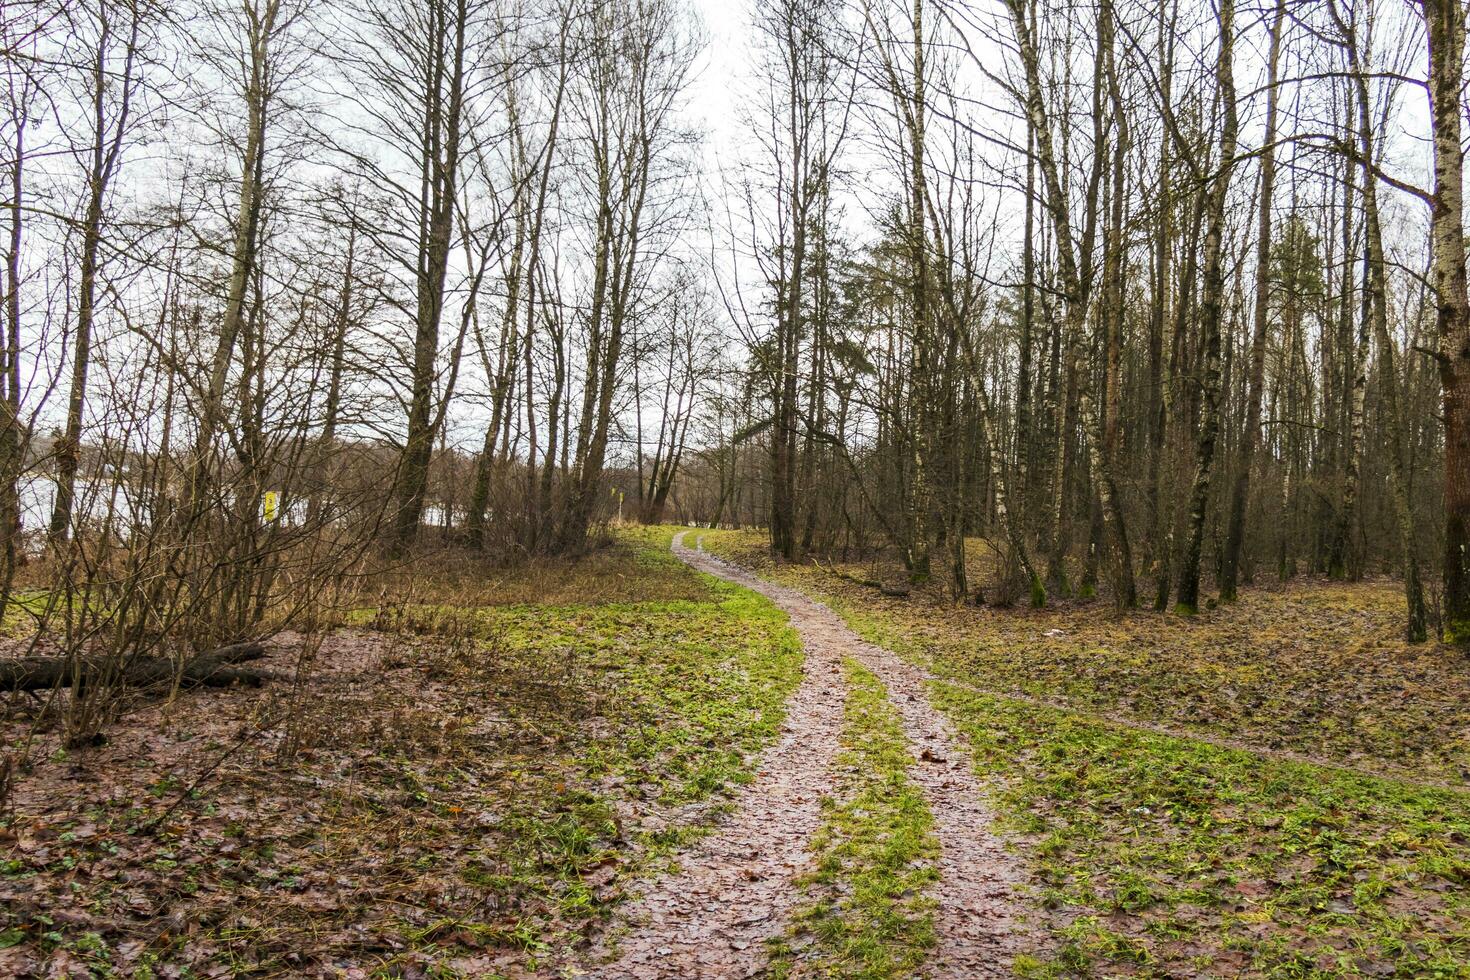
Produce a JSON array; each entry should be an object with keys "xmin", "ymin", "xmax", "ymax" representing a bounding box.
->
[
  {"xmin": 694, "ymin": 527, "xmax": 1470, "ymax": 977},
  {"xmin": 0, "ymin": 589, "xmax": 66, "ymax": 637},
  {"xmin": 932, "ymin": 684, "xmax": 1470, "ymax": 978},
  {"xmin": 694, "ymin": 528, "xmax": 1470, "ymax": 782},
  {"xmin": 357, "ymin": 537, "xmax": 807, "ymax": 965},
  {"xmin": 0, "ymin": 526, "xmax": 805, "ymax": 977},
  {"xmin": 771, "ymin": 659, "xmax": 938, "ymax": 978}
]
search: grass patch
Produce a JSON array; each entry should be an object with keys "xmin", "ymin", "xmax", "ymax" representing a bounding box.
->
[
  {"xmin": 772, "ymin": 658, "xmax": 938, "ymax": 978},
  {"xmin": 933, "ymin": 684, "xmax": 1470, "ymax": 978},
  {"xmin": 695, "ymin": 527, "xmax": 1470, "ymax": 976},
  {"xmin": 694, "ymin": 528, "xmax": 1470, "ymax": 783},
  {"xmin": 372, "ymin": 524, "xmax": 716, "ymax": 612},
  {"xmin": 0, "ymin": 526, "xmax": 803, "ymax": 976}
]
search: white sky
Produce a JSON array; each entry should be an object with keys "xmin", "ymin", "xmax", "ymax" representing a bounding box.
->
[{"xmin": 687, "ymin": 0, "xmax": 754, "ymax": 163}]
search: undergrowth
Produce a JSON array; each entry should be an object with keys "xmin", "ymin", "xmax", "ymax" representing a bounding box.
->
[
  {"xmin": 0, "ymin": 526, "xmax": 804, "ymax": 977},
  {"xmin": 934, "ymin": 685, "xmax": 1470, "ymax": 978}
]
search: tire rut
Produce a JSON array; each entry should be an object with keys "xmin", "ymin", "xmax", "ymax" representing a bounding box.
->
[
  {"xmin": 580, "ymin": 532, "xmax": 847, "ymax": 978},
  {"xmin": 678, "ymin": 535, "xmax": 1028, "ymax": 979}
]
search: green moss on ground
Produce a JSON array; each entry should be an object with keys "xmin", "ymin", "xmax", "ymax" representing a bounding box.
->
[
  {"xmin": 694, "ymin": 527, "xmax": 1470, "ymax": 782},
  {"xmin": 771, "ymin": 658, "xmax": 938, "ymax": 979},
  {"xmin": 696, "ymin": 527, "xmax": 1470, "ymax": 978},
  {"xmin": 0, "ymin": 526, "xmax": 803, "ymax": 977},
  {"xmin": 935, "ymin": 686, "xmax": 1470, "ymax": 978}
]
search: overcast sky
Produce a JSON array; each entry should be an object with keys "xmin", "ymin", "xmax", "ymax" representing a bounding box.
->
[{"xmin": 687, "ymin": 0, "xmax": 751, "ymax": 162}]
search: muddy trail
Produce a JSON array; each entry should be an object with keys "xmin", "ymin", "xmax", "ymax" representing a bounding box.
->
[{"xmin": 580, "ymin": 532, "xmax": 1026, "ymax": 978}]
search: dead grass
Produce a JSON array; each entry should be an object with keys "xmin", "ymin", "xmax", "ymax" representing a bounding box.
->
[
  {"xmin": 0, "ymin": 526, "xmax": 800, "ymax": 977},
  {"xmin": 363, "ymin": 525, "xmax": 714, "ymax": 612}
]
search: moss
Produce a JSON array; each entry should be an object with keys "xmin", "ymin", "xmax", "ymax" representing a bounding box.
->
[
  {"xmin": 934, "ymin": 684, "xmax": 1470, "ymax": 977},
  {"xmin": 774, "ymin": 659, "xmax": 939, "ymax": 978},
  {"xmin": 695, "ymin": 526, "xmax": 1470, "ymax": 976},
  {"xmin": 698, "ymin": 527, "xmax": 1470, "ymax": 781},
  {"xmin": 400, "ymin": 533, "xmax": 805, "ymax": 960},
  {"xmin": 1444, "ymin": 617, "xmax": 1470, "ymax": 646}
]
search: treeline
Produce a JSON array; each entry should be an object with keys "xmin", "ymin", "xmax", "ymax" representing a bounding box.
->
[
  {"xmin": 3, "ymin": 0, "xmax": 1469, "ymax": 677},
  {"xmin": 1, "ymin": 0, "xmax": 724, "ymax": 671},
  {"xmin": 708, "ymin": 0, "xmax": 1469, "ymax": 643}
]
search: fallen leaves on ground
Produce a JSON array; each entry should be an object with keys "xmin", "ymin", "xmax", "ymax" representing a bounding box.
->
[
  {"xmin": 697, "ymin": 528, "xmax": 1470, "ymax": 783},
  {"xmin": 0, "ymin": 530, "xmax": 802, "ymax": 977},
  {"xmin": 697, "ymin": 528, "xmax": 1470, "ymax": 978}
]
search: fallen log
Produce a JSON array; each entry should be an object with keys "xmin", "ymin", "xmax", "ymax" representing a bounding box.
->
[{"xmin": 0, "ymin": 642, "xmax": 272, "ymax": 693}]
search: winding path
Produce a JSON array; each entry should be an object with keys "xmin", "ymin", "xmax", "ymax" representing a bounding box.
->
[
  {"xmin": 583, "ymin": 533, "xmax": 1026, "ymax": 978},
  {"xmin": 581, "ymin": 535, "xmax": 848, "ymax": 978}
]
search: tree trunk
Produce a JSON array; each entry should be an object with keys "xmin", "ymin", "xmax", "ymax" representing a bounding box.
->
[
  {"xmin": 1219, "ymin": 0, "xmax": 1283, "ymax": 602},
  {"xmin": 0, "ymin": 75, "xmax": 30, "ymax": 625},
  {"xmin": 467, "ymin": 198, "xmax": 524, "ymax": 549},
  {"xmin": 905, "ymin": 0, "xmax": 932, "ymax": 583},
  {"xmin": 0, "ymin": 643, "xmax": 270, "ymax": 693},
  {"xmin": 392, "ymin": 0, "xmax": 468, "ymax": 553},
  {"xmin": 1016, "ymin": 124, "xmax": 1036, "ymax": 542},
  {"xmin": 1005, "ymin": 0, "xmax": 1117, "ymax": 602},
  {"xmin": 307, "ymin": 217, "xmax": 355, "ymax": 529},
  {"xmin": 51, "ymin": 5, "xmax": 141, "ymax": 542},
  {"xmin": 1145, "ymin": 5, "xmax": 1177, "ymax": 611},
  {"xmin": 1175, "ymin": 0, "xmax": 1238, "ymax": 613},
  {"xmin": 1095, "ymin": 0, "xmax": 1136, "ymax": 607},
  {"xmin": 1363, "ymin": 159, "xmax": 1427, "ymax": 641},
  {"xmin": 1424, "ymin": 0, "xmax": 1470, "ymax": 642}
]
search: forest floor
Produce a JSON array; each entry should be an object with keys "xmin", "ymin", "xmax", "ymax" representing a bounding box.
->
[
  {"xmin": 0, "ymin": 528, "xmax": 808, "ymax": 978},
  {"xmin": 1, "ymin": 525, "xmax": 1468, "ymax": 978},
  {"xmin": 695, "ymin": 529, "xmax": 1470, "ymax": 978}
]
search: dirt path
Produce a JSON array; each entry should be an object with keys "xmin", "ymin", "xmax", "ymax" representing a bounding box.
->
[
  {"xmin": 580, "ymin": 534, "xmax": 848, "ymax": 978},
  {"xmin": 671, "ymin": 533, "xmax": 1027, "ymax": 978}
]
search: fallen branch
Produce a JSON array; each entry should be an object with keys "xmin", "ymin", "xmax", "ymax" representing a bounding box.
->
[
  {"xmin": 810, "ymin": 558, "xmax": 910, "ymax": 599},
  {"xmin": 0, "ymin": 642, "xmax": 273, "ymax": 693}
]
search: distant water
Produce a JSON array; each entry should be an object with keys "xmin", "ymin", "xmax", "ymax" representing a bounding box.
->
[{"xmin": 16, "ymin": 476, "xmax": 439, "ymax": 534}]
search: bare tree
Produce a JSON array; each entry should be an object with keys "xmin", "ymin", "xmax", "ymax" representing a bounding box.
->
[
  {"xmin": 332, "ymin": 0, "xmax": 497, "ymax": 552},
  {"xmin": 557, "ymin": 0, "xmax": 697, "ymax": 551},
  {"xmin": 49, "ymin": 0, "xmax": 151, "ymax": 542},
  {"xmin": 1422, "ymin": 0, "xmax": 1470, "ymax": 641},
  {"xmin": 1174, "ymin": 0, "xmax": 1238, "ymax": 614},
  {"xmin": 182, "ymin": 0, "xmax": 309, "ymax": 514},
  {"xmin": 1218, "ymin": 0, "xmax": 1284, "ymax": 602}
]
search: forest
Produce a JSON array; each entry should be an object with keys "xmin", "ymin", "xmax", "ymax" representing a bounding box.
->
[{"xmin": 2, "ymin": 0, "xmax": 1470, "ymax": 976}]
